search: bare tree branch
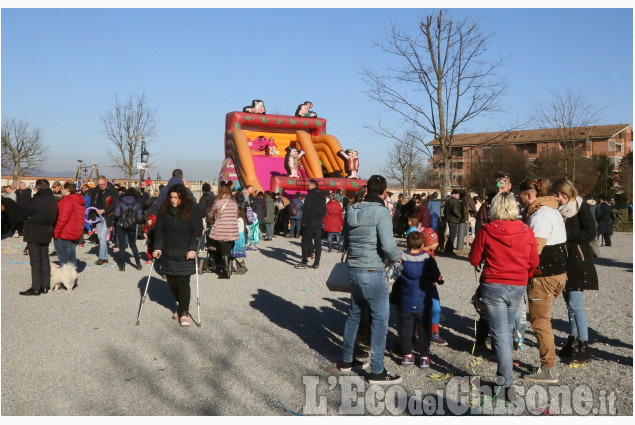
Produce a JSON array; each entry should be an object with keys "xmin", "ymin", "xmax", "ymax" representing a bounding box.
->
[
  {"xmin": 1, "ymin": 117, "xmax": 48, "ymax": 185},
  {"xmin": 530, "ymin": 88, "xmax": 606, "ymax": 185},
  {"xmin": 362, "ymin": 9, "xmax": 507, "ymax": 194},
  {"xmin": 100, "ymin": 93, "xmax": 158, "ymax": 187}
]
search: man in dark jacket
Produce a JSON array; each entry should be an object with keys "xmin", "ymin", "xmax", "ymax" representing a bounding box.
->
[
  {"xmin": 443, "ymin": 189, "xmax": 462, "ymax": 255},
  {"xmin": 295, "ymin": 180, "xmax": 326, "ymax": 269},
  {"xmin": 15, "ymin": 182, "xmax": 32, "ymax": 237},
  {"xmin": 19, "ymin": 179, "xmax": 58, "ymax": 296},
  {"xmin": 596, "ymin": 194, "xmax": 612, "ymax": 246},
  {"xmin": 89, "ymin": 175, "xmax": 119, "ymax": 265},
  {"xmin": 149, "ymin": 169, "xmax": 195, "ymax": 215},
  {"xmin": 198, "ymin": 183, "xmax": 216, "ymax": 218}
]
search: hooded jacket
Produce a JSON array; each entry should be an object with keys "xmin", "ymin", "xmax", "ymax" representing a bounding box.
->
[
  {"xmin": 344, "ymin": 194, "xmax": 399, "ymax": 269},
  {"xmin": 468, "ymin": 219, "xmax": 539, "ymax": 286},
  {"xmin": 323, "ymin": 199, "xmax": 343, "ymax": 233},
  {"xmin": 114, "ymin": 194, "xmax": 144, "ymax": 227},
  {"xmin": 302, "ymin": 187, "xmax": 327, "ymax": 225},
  {"xmin": 54, "ymin": 193, "xmax": 86, "ymax": 241},
  {"xmin": 397, "ymin": 250, "xmax": 441, "ymax": 313}
]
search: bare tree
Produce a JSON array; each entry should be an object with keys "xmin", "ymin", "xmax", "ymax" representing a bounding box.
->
[
  {"xmin": 1, "ymin": 118, "xmax": 48, "ymax": 185},
  {"xmin": 619, "ymin": 152, "xmax": 633, "ymax": 203},
  {"xmin": 467, "ymin": 146, "xmax": 529, "ymax": 197},
  {"xmin": 100, "ymin": 93, "xmax": 158, "ymax": 187},
  {"xmin": 362, "ymin": 10, "xmax": 507, "ymax": 194},
  {"xmin": 531, "ymin": 88, "xmax": 605, "ymax": 185},
  {"xmin": 381, "ymin": 132, "xmax": 424, "ymax": 197}
]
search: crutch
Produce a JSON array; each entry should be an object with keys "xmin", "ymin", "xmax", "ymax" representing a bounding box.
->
[
  {"xmin": 136, "ymin": 259, "xmax": 155, "ymax": 325},
  {"xmin": 189, "ymin": 235, "xmax": 203, "ymax": 327}
]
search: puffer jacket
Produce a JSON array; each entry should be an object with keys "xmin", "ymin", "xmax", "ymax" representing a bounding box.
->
[
  {"xmin": 290, "ymin": 197, "xmax": 303, "ymax": 220},
  {"xmin": 207, "ymin": 195, "xmax": 239, "ymax": 242},
  {"xmin": 397, "ymin": 250, "xmax": 441, "ymax": 313},
  {"xmin": 114, "ymin": 195, "xmax": 144, "ymax": 227},
  {"xmin": 468, "ymin": 219, "xmax": 539, "ymax": 286},
  {"xmin": 54, "ymin": 193, "xmax": 86, "ymax": 240},
  {"xmin": 323, "ymin": 199, "xmax": 343, "ymax": 233},
  {"xmin": 343, "ymin": 195, "xmax": 399, "ymax": 269},
  {"xmin": 154, "ymin": 205, "xmax": 203, "ymax": 276}
]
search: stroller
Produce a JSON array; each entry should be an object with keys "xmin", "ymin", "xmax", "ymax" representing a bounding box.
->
[{"xmin": 198, "ymin": 226, "xmax": 247, "ymax": 278}]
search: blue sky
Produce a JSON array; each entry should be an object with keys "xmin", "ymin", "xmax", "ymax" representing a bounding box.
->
[{"xmin": 1, "ymin": 7, "xmax": 633, "ymax": 183}]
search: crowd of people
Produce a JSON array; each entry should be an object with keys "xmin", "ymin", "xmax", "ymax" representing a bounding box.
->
[{"xmin": 0, "ymin": 167, "xmax": 621, "ymax": 396}]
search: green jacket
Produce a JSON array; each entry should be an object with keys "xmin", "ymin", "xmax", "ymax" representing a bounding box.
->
[{"xmin": 443, "ymin": 196, "xmax": 463, "ymax": 224}]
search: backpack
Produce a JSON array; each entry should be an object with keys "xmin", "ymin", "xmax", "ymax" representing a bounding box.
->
[
  {"xmin": 245, "ymin": 206, "xmax": 255, "ymax": 224},
  {"xmin": 290, "ymin": 202, "xmax": 298, "ymax": 216},
  {"xmin": 120, "ymin": 207, "xmax": 137, "ymax": 231}
]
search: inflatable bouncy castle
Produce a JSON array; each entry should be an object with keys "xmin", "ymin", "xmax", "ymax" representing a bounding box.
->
[{"xmin": 219, "ymin": 102, "xmax": 367, "ymax": 197}]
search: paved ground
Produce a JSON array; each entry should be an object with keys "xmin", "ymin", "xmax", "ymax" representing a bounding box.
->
[{"xmin": 1, "ymin": 232, "xmax": 632, "ymax": 415}]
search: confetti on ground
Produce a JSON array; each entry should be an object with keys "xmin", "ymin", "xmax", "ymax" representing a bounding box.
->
[{"xmin": 301, "ymin": 288, "xmax": 314, "ymax": 292}]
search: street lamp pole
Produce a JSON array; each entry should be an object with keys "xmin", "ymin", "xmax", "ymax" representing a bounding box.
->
[{"xmin": 138, "ymin": 135, "xmax": 149, "ymax": 189}]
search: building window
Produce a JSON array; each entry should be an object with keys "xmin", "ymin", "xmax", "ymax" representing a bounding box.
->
[
  {"xmin": 452, "ymin": 161, "xmax": 463, "ymax": 169},
  {"xmin": 616, "ymin": 143, "xmax": 623, "ymax": 153},
  {"xmin": 526, "ymin": 144, "xmax": 537, "ymax": 154}
]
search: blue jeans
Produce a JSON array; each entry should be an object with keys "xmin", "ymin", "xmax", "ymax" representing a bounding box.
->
[
  {"xmin": 430, "ymin": 283, "xmax": 441, "ymax": 325},
  {"xmin": 289, "ymin": 219, "xmax": 301, "ymax": 237},
  {"xmin": 445, "ymin": 222, "xmax": 458, "ymax": 252},
  {"xmin": 54, "ymin": 238, "xmax": 77, "ymax": 266},
  {"xmin": 265, "ymin": 222, "xmax": 273, "ymax": 239},
  {"xmin": 481, "ymin": 282, "xmax": 526, "ymax": 387},
  {"xmin": 96, "ymin": 219, "xmax": 109, "ymax": 260},
  {"xmin": 342, "ymin": 269, "xmax": 390, "ymax": 374},
  {"xmin": 327, "ymin": 232, "xmax": 341, "ymax": 251},
  {"xmin": 563, "ymin": 290, "xmax": 588, "ymax": 341}
]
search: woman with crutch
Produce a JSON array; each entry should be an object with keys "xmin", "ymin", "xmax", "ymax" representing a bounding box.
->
[{"xmin": 153, "ymin": 184, "xmax": 203, "ymax": 327}]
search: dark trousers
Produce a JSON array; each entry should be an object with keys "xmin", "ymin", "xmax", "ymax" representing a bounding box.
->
[
  {"xmin": 28, "ymin": 242, "xmax": 51, "ymax": 291},
  {"xmin": 399, "ymin": 311, "xmax": 430, "ymax": 357},
  {"xmin": 476, "ymin": 315, "xmax": 490, "ymax": 344},
  {"xmin": 211, "ymin": 240, "xmax": 235, "ymax": 271},
  {"xmin": 116, "ymin": 226, "xmax": 140, "ymax": 266},
  {"xmin": 600, "ymin": 232, "xmax": 612, "ymax": 246},
  {"xmin": 301, "ymin": 222, "xmax": 322, "ymax": 265},
  {"xmin": 445, "ymin": 222, "xmax": 458, "ymax": 253},
  {"xmin": 166, "ymin": 275, "xmax": 191, "ymax": 318}
]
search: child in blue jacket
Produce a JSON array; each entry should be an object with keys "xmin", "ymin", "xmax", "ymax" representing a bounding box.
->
[{"xmin": 396, "ymin": 231, "xmax": 441, "ymax": 368}]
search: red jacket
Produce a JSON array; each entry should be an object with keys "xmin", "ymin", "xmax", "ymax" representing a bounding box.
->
[
  {"xmin": 468, "ymin": 219, "xmax": 539, "ymax": 286},
  {"xmin": 323, "ymin": 199, "xmax": 343, "ymax": 233},
  {"xmin": 54, "ymin": 193, "xmax": 86, "ymax": 241},
  {"xmin": 415, "ymin": 203, "xmax": 431, "ymax": 228}
]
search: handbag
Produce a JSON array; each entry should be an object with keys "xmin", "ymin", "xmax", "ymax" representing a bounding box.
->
[
  {"xmin": 326, "ymin": 251, "xmax": 351, "ymax": 293},
  {"xmin": 245, "ymin": 206, "xmax": 255, "ymax": 224}
]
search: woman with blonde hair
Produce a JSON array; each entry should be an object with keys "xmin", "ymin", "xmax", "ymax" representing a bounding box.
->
[
  {"xmin": 552, "ymin": 178, "xmax": 598, "ymax": 366},
  {"xmin": 468, "ymin": 191, "xmax": 539, "ymax": 402}
]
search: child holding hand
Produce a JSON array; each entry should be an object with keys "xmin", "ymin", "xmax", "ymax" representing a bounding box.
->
[{"xmin": 421, "ymin": 227, "xmax": 448, "ymax": 346}]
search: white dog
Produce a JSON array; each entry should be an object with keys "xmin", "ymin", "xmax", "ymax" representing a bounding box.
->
[{"xmin": 50, "ymin": 263, "xmax": 78, "ymax": 292}]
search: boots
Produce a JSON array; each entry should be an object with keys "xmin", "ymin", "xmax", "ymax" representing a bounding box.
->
[
  {"xmin": 218, "ymin": 255, "xmax": 231, "ymax": 279},
  {"xmin": 570, "ymin": 340, "xmax": 592, "ymax": 365},
  {"xmin": 558, "ymin": 335, "xmax": 579, "ymax": 358}
]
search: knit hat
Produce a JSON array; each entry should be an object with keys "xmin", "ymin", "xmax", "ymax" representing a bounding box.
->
[{"xmin": 422, "ymin": 227, "xmax": 438, "ymax": 246}]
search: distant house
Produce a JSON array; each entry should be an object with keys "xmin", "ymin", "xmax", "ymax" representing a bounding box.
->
[{"xmin": 426, "ymin": 124, "xmax": 632, "ymax": 186}]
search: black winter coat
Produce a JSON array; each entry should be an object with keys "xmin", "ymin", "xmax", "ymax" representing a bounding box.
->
[
  {"xmin": 595, "ymin": 201, "xmax": 612, "ymax": 235},
  {"xmin": 21, "ymin": 188, "xmax": 58, "ymax": 244},
  {"xmin": 16, "ymin": 187, "xmax": 32, "ymax": 208},
  {"xmin": 563, "ymin": 201, "xmax": 599, "ymax": 291},
  {"xmin": 89, "ymin": 183, "xmax": 119, "ymax": 226},
  {"xmin": 252, "ymin": 197, "xmax": 266, "ymax": 223},
  {"xmin": 114, "ymin": 195, "xmax": 144, "ymax": 226},
  {"xmin": 154, "ymin": 205, "xmax": 203, "ymax": 276},
  {"xmin": 302, "ymin": 187, "xmax": 327, "ymax": 225}
]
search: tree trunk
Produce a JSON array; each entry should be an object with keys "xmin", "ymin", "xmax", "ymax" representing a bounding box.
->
[
  {"xmin": 441, "ymin": 159, "xmax": 452, "ymax": 196},
  {"xmin": 12, "ymin": 164, "xmax": 20, "ymax": 186}
]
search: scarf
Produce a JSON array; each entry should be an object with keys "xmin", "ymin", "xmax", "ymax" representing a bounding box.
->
[
  {"xmin": 363, "ymin": 193, "xmax": 385, "ymax": 206},
  {"xmin": 558, "ymin": 196, "xmax": 583, "ymax": 219}
]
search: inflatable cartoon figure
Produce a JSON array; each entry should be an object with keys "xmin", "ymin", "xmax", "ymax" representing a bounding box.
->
[
  {"xmin": 338, "ymin": 149, "xmax": 360, "ymax": 179},
  {"xmin": 285, "ymin": 146, "xmax": 306, "ymax": 178},
  {"xmin": 243, "ymin": 99, "xmax": 266, "ymax": 114},
  {"xmin": 295, "ymin": 101, "xmax": 317, "ymax": 118},
  {"xmin": 259, "ymin": 137, "xmax": 279, "ymax": 156}
]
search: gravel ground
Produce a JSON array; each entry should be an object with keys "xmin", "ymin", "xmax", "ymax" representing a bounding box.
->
[{"xmin": 1, "ymin": 232, "xmax": 632, "ymax": 416}]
